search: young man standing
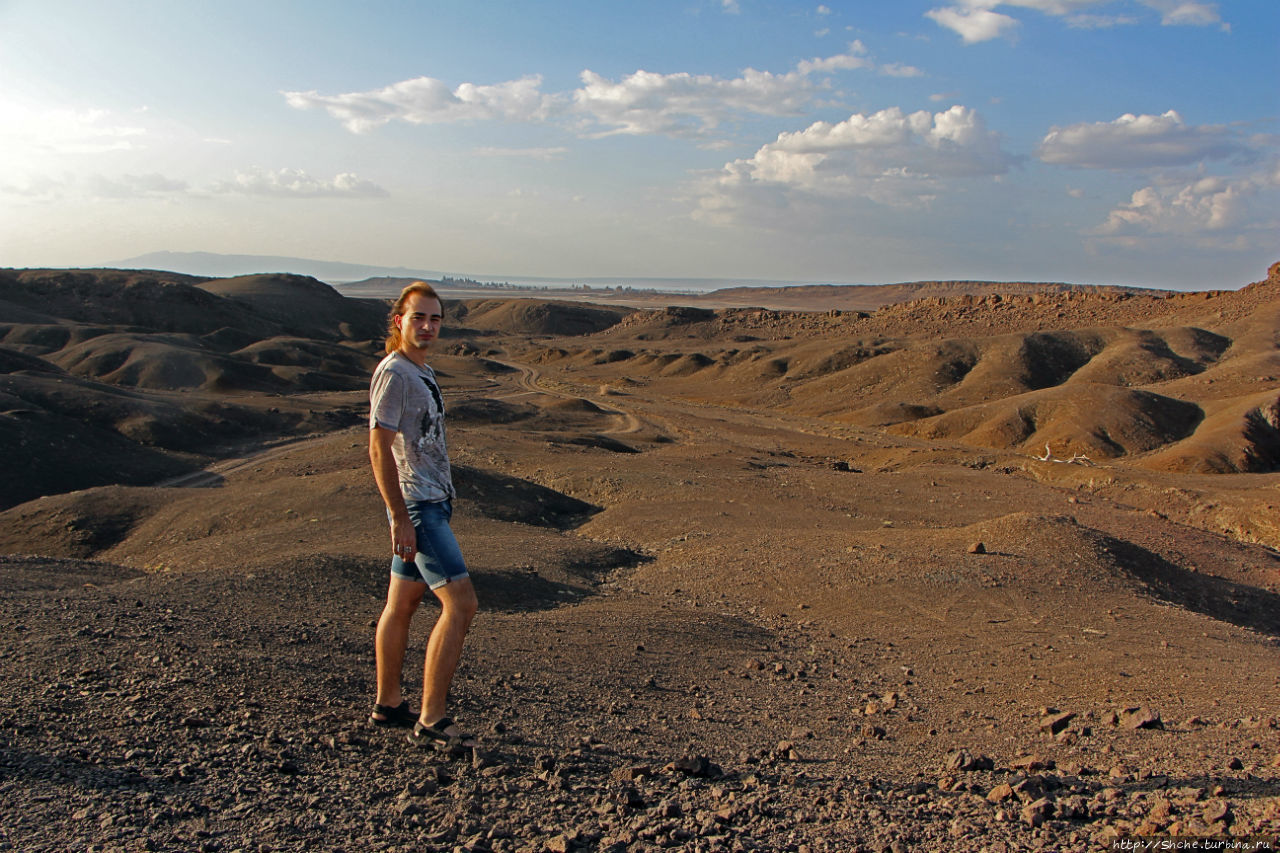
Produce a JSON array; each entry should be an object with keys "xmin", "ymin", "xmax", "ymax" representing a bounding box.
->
[{"xmin": 367, "ymin": 282, "xmax": 478, "ymax": 751}]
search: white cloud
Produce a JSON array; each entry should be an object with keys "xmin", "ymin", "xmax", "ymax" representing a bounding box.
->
[
  {"xmin": 1037, "ymin": 110, "xmax": 1250, "ymax": 169},
  {"xmin": 211, "ymin": 168, "xmax": 389, "ymax": 198},
  {"xmin": 573, "ymin": 67, "xmax": 814, "ymax": 138},
  {"xmin": 2, "ymin": 172, "xmax": 188, "ymax": 200},
  {"xmin": 473, "ymin": 146, "xmax": 569, "ymax": 160},
  {"xmin": 928, "ymin": 0, "xmax": 1226, "ymax": 43},
  {"xmin": 0, "ymin": 175, "xmax": 71, "ymax": 198},
  {"xmin": 695, "ymin": 105, "xmax": 1017, "ymax": 221},
  {"xmin": 795, "ymin": 41, "xmax": 872, "ymax": 74},
  {"xmin": 816, "ymin": 5, "xmax": 833, "ymax": 15},
  {"xmin": 86, "ymin": 173, "xmax": 188, "ymax": 198},
  {"xmin": 574, "ymin": 44, "xmax": 919, "ymax": 140},
  {"xmin": 287, "ymin": 45, "xmax": 914, "ymax": 143},
  {"xmin": 283, "ymin": 75, "xmax": 556, "ymax": 133},
  {"xmin": 1000, "ymin": 0, "xmax": 1112, "ymax": 13},
  {"xmin": 0, "ymin": 100, "xmax": 146, "ymax": 157},
  {"xmin": 722, "ymin": 0, "xmax": 741, "ymax": 13},
  {"xmin": 925, "ymin": 5, "xmax": 1019, "ymax": 43},
  {"xmin": 1062, "ymin": 12, "xmax": 1138, "ymax": 28},
  {"xmin": 879, "ymin": 63, "xmax": 925, "ymax": 78},
  {"xmin": 1140, "ymin": 0, "xmax": 1226, "ymax": 28},
  {"xmin": 1085, "ymin": 154, "xmax": 1278, "ymax": 256},
  {"xmin": 1091, "ymin": 167, "xmax": 1278, "ymax": 248}
]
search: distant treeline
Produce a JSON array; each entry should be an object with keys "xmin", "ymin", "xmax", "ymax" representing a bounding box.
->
[
  {"xmin": 441, "ymin": 276, "xmax": 550, "ymax": 291},
  {"xmin": 441, "ymin": 276, "xmax": 670, "ymax": 295}
]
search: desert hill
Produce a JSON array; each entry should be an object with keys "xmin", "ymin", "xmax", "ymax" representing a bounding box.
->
[
  {"xmin": 535, "ymin": 264, "xmax": 1280, "ymax": 483},
  {"xmin": 2, "ymin": 263, "xmax": 1279, "ymax": 851},
  {"xmin": 0, "ymin": 269, "xmax": 390, "ymax": 508},
  {"xmin": 703, "ymin": 279, "xmax": 1167, "ymax": 312},
  {"xmin": 448, "ymin": 299, "xmax": 633, "ymax": 337}
]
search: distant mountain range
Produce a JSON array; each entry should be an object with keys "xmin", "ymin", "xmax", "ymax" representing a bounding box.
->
[
  {"xmin": 105, "ymin": 251, "xmax": 1153, "ymax": 298},
  {"xmin": 106, "ymin": 252, "xmax": 804, "ymax": 292},
  {"xmin": 111, "ymin": 251, "xmax": 443, "ymax": 283}
]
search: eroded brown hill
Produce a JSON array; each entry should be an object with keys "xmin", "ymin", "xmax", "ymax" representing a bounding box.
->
[
  {"xmin": 2, "ymin": 264, "xmax": 1278, "ymax": 852},
  {"xmin": 532, "ymin": 264, "xmax": 1279, "ymax": 481},
  {"xmin": 0, "ymin": 269, "xmax": 387, "ymax": 508}
]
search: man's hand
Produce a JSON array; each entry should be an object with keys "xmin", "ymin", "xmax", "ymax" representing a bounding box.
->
[{"xmin": 390, "ymin": 513, "xmax": 417, "ymax": 562}]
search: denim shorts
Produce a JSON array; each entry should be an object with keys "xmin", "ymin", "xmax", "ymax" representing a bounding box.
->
[{"xmin": 388, "ymin": 499, "xmax": 469, "ymax": 589}]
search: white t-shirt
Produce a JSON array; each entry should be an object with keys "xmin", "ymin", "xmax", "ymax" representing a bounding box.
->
[{"xmin": 369, "ymin": 351, "xmax": 455, "ymax": 503}]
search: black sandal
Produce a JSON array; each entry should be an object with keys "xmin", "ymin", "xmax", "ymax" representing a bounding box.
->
[
  {"xmin": 408, "ymin": 717, "xmax": 476, "ymax": 753},
  {"xmin": 369, "ymin": 700, "xmax": 417, "ymax": 728}
]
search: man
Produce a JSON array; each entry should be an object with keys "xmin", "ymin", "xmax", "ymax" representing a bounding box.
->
[{"xmin": 367, "ymin": 282, "xmax": 478, "ymax": 751}]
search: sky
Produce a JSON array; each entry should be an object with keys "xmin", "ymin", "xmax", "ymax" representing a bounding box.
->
[{"xmin": 1, "ymin": 0, "xmax": 1276, "ymax": 291}]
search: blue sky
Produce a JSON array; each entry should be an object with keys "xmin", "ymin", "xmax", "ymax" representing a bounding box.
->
[{"xmin": 1, "ymin": 0, "xmax": 1276, "ymax": 290}]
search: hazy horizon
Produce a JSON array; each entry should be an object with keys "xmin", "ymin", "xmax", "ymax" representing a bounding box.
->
[{"xmin": 80, "ymin": 249, "xmax": 1183, "ymax": 294}]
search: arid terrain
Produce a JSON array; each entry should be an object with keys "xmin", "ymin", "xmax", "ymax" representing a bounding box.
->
[{"xmin": 1, "ymin": 264, "xmax": 1278, "ymax": 852}]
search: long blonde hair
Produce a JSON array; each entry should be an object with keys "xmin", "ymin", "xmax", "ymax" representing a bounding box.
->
[{"xmin": 384, "ymin": 281, "xmax": 441, "ymax": 354}]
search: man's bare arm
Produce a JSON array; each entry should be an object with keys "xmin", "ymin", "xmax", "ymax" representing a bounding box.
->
[{"xmin": 370, "ymin": 425, "xmax": 417, "ymax": 561}]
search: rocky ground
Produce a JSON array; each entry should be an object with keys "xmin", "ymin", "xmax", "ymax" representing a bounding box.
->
[{"xmin": 1, "ymin": 267, "xmax": 1278, "ymax": 852}]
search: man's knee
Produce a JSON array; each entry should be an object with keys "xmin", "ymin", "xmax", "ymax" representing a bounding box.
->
[
  {"xmin": 383, "ymin": 579, "xmax": 425, "ymax": 621},
  {"xmin": 438, "ymin": 580, "xmax": 477, "ymax": 620},
  {"xmin": 381, "ymin": 597, "xmax": 417, "ymax": 622}
]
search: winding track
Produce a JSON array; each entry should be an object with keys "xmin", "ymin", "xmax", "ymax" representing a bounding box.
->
[
  {"xmin": 156, "ymin": 434, "xmax": 334, "ymax": 489},
  {"xmin": 490, "ymin": 358, "xmax": 646, "ymax": 436}
]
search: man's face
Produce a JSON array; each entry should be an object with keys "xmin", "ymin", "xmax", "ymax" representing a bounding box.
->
[{"xmin": 395, "ymin": 293, "xmax": 443, "ymax": 352}]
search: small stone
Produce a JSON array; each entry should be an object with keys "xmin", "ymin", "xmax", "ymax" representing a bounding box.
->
[
  {"xmin": 1012, "ymin": 777, "xmax": 1046, "ymax": 801},
  {"xmin": 610, "ymin": 765, "xmax": 651, "ymax": 782},
  {"xmin": 1119, "ymin": 706, "xmax": 1163, "ymax": 730},
  {"xmin": 1039, "ymin": 711, "xmax": 1076, "ymax": 736},
  {"xmin": 615, "ymin": 785, "xmax": 645, "ymax": 808},
  {"xmin": 672, "ymin": 755, "xmax": 719, "ymax": 778},
  {"xmin": 1058, "ymin": 795, "xmax": 1090, "ymax": 819},
  {"xmin": 546, "ymin": 833, "xmax": 575, "ymax": 853},
  {"xmin": 968, "ymin": 542, "xmax": 986, "ymax": 554},
  {"xmin": 1202, "ymin": 800, "xmax": 1230, "ymax": 824},
  {"xmin": 1021, "ymin": 797, "xmax": 1054, "ymax": 827},
  {"xmin": 945, "ymin": 749, "xmax": 972, "ymax": 771},
  {"xmin": 1010, "ymin": 754, "xmax": 1054, "ymax": 772},
  {"xmin": 987, "ymin": 783, "xmax": 1015, "ymax": 803}
]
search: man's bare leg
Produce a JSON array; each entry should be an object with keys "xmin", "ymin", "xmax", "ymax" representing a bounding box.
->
[
  {"xmin": 418, "ymin": 577, "xmax": 478, "ymax": 731},
  {"xmin": 375, "ymin": 574, "xmax": 426, "ymax": 711}
]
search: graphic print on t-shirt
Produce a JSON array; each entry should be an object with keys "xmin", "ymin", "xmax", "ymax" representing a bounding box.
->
[{"xmin": 415, "ymin": 373, "xmax": 445, "ymax": 452}]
